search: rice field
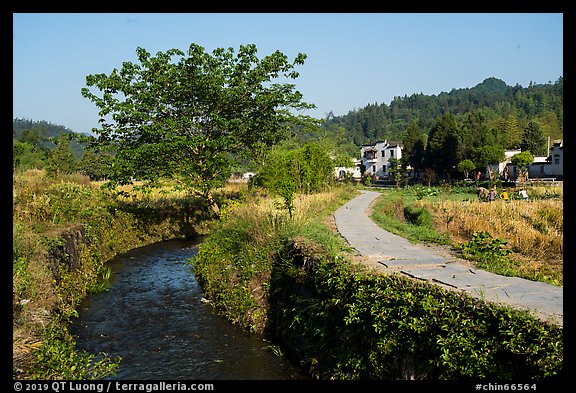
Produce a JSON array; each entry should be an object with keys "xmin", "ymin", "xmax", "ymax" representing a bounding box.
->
[{"xmin": 415, "ymin": 186, "xmax": 563, "ymax": 285}]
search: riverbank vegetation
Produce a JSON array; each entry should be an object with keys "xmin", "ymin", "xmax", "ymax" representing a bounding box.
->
[
  {"xmin": 13, "ymin": 169, "xmax": 563, "ymax": 380},
  {"xmin": 12, "ymin": 168, "xmax": 231, "ymax": 379},
  {"xmin": 369, "ymin": 183, "xmax": 563, "ymax": 286},
  {"xmin": 192, "ymin": 184, "xmax": 358, "ymax": 332}
]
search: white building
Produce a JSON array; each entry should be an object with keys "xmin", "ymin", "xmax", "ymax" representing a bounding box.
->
[
  {"xmin": 335, "ymin": 158, "xmax": 362, "ymax": 181},
  {"xmin": 360, "ymin": 140, "xmax": 403, "ymax": 179},
  {"xmin": 528, "ymin": 140, "xmax": 563, "ymax": 179},
  {"xmin": 504, "ymin": 140, "xmax": 563, "ymax": 181}
]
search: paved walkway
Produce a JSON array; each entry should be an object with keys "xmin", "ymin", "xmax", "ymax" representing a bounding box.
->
[{"xmin": 333, "ymin": 190, "xmax": 563, "ymax": 326}]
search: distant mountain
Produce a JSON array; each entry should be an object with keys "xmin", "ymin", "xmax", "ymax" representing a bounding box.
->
[
  {"xmin": 13, "ymin": 118, "xmax": 86, "ymax": 158},
  {"xmin": 322, "ymin": 77, "xmax": 563, "ymax": 148}
]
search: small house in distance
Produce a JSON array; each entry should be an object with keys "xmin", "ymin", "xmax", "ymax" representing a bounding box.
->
[
  {"xmin": 335, "ymin": 158, "xmax": 362, "ymax": 181},
  {"xmin": 360, "ymin": 140, "xmax": 403, "ymax": 179},
  {"xmin": 504, "ymin": 140, "xmax": 563, "ymax": 181}
]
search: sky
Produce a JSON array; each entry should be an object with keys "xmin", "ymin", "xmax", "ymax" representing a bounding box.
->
[{"xmin": 12, "ymin": 13, "xmax": 563, "ymax": 135}]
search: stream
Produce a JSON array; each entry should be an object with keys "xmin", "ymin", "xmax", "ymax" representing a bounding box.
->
[{"xmin": 70, "ymin": 239, "xmax": 308, "ymax": 380}]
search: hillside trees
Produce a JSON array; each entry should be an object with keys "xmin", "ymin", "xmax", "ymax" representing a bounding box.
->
[
  {"xmin": 81, "ymin": 43, "xmax": 314, "ymax": 210},
  {"xmin": 322, "ymin": 77, "xmax": 562, "ymax": 149},
  {"xmin": 424, "ymin": 113, "xmax": 461, "ymax": 175},
  {"xmin": 521, "ymin": 121, "xmax": 547, "ymax": 156},
  {"xmin": 12, "ymin": 139, "xmax": 47, "ymax": 170}
]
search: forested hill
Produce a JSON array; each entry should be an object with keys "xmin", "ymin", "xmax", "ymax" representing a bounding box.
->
[
  {"xmin": 13, "ymin": 118, "xmax": 85, "ymax": 158},
  {"xmin": 322, "ymin": 77, "xmax": 563, "ymax": 148},
  {"xmin": 13, "ymin": 118, "xmax": 77, "ymax": 139}
]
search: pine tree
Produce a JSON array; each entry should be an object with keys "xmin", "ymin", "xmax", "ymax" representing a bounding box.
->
[
  {"xmin": 46, "ymin": 133, "xmax": 77, "ymax": 176},
  {"xmin": 520, "ymin": 121, "xmax": 547, "ymax": 156}
]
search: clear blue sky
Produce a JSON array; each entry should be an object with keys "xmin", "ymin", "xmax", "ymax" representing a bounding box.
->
[{"xmin": 13, "ymin": 13, "xmax": 563, "ymax": 135}]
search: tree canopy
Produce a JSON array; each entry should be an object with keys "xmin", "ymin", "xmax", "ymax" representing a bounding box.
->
[
  {"xmin": 322, "ymin": 77, "xmax": 563, "ymax": 148},
  {"xmin": 81, "ymin": 43, "xmax": 314, "ymax": 202}
]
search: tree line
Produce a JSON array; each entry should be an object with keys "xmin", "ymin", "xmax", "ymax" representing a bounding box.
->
[
  {"xmin": 322, "ymin": 76, "xmax": 563, "ymax": 152},
  {"xmin": 399, "ymin": 112, "xmax": 546, "ymax": 180},
  {"xmin": 12, "ymin": 120, "xmax": 114, "ymax": 180}
]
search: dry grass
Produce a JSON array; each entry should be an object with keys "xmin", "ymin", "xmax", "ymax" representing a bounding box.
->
[{"xmin": 416, "ymin": 186, "xmax": 563, "ymax": 283}]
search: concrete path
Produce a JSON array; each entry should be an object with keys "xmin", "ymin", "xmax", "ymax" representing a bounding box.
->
[{"xmin": 333, "ymin": 190, "xmax": 563, "ymax": 326}]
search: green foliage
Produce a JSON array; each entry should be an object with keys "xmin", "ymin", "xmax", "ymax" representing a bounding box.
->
[
  {"xmin": 403, "ymin": 205, "xmax": 433, "ymax": 227},
  {"xmin": 424, "ymin": 113, "xmax": 461, "ymax": 173},
  {"xmin": 191, "ymin": 185, "xmax": 561, "ymax": 380},
  {"xmin": 400, "ymin": 121, "xmax": 425, "ymax": 170},
  {"xmin": 192, "ymin": 205, "xmax": 288, "ymax": 332},
  {"xmin": 370, "ymin": 191, "xmax": 451, "ymax": 245},
  {"xmin": 473, "ymin": 144, "xmax": 505, "ymax": 179},
  {"xmin": 511, "ymin": 151, "xmax": 535, "ymax": 180},
  {"xmin": 251, "ymin": 143, "xmax": 335, "ymax": 216},
  {"xmin": 13, "ymin": 118, "xmax": 86, "ymax": 158},
  {"xmin": 78, "ymin": 147, "xmax": 114, "ymax": 180},
  {"xmin": 46, "ymin": 133, "xmax": 78, "ymax": 177},
  {"xmin": 454, "ymin": 231, "xmax": 516, "ymax": 276},
  {"xmin": 413, "ymin": 185, "xmax": 439, "ymax": 200},
  {"xmin": 13, "ymin": 139, "xmax": 48, "ymax": 170},
  {"xmin": 322, "ymin": 77, "xmax": 562, "ymax": 148},
  {"xmin": 521, "ymin": 121, "xmax": 547, "ymax": 156},
  {"xmin": 87, "ymin": 266, "xmax": 112, "ymax": 294},
  {"xmin": 457, "ymin": 159, "xmax": 475, "ymax": 179},
  {"xmin": 270, "ymin": 251, "xmax": 563, "ymax": 380},
  {"xmin": 32, "ymin": 322, "xmax": 120, "ymax": 380},
  {"xmin": 13, "ymin": 170, "xmax": 213, "ymax": 379},
  {"xmin": 511, "ymin": 150, "xmax": 535, "ymax": 168},
  {"xmin": 191, "ymin": 186, "xmax": 355, "ymax": 334},
  {"xmin": 81, "ymin": 43, "xmax": 314, "ymax": 200}
]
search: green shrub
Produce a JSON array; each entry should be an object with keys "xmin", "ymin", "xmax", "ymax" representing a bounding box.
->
[
  {"xmin": 454, "ymin": 231, "xmax": 517, "ymax": 275},
  {"xmin": 270, "ymin": 250, "xmax": 563, "ymax": 380},
  {"xmin": 32, "ymin": 322, "xmax": 120, "ymax": 380}
]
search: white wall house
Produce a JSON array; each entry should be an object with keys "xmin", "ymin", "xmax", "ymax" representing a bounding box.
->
[
  {"xmin": 335, "ymin": 158, "xmax": 362, "ymax": 180},
  {"xmin": 484, "ymin": 149, "xmax": 521, "ymax": 180},
  {"xmin": 360, "ymin": 140, "xmax": 403, "ymax": 179},
  {"xmin": 505, "ymin": 140, "xmax": 563, "ymax": 181}
]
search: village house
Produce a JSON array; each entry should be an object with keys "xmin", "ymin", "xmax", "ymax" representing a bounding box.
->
[
  {"xmin": 334, "ymin": 158, "xmax": 362, "ymax": 181},
  {"xmin": 504, "ymin": 140, "xmax": 563, "ymax": 181},
  {"xmin": 360, "ymin": 140, "xmax": 403, "ymax": 179}
]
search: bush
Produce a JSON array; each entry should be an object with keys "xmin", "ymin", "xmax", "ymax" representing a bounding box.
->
[
  {"xmin": 251, "ymin": 143, "xmax": 335, "ymax": 217},
  {"xmin": 270, "ymin": 248, "xmax": 563, "ymax": 380}
]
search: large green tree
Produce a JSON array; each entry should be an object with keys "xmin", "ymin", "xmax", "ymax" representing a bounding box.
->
[
  {"xmin": 424, "ymin": 113, "xmax": 461, "ymax": 175},
  {"xmin": 401, "ymin": 121, "xmax": 426, "ymax": 171},
  {"xmin": 81, "ymin": 43, "xmax": 314, "ymax": 207},
  {"xmin": 520, "ymin": 121, "xmax": 547, "ymax": 156}
]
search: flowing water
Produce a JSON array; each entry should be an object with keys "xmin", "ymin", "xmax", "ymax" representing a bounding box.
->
[{"xmin": 70, "ymin": 239, "xmax": 307, "ymax": 380}]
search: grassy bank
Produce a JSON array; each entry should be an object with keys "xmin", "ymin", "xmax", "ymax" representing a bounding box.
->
[
  {"xmin": 369, "ymin": 184, "xmax": 563, "ymax": 286},
  {"xmin": 12, "ymin": 169, "xmax": 226, "ymax": 379},
  {"xmin": 191, "ymin": 183, "xmax": 563, "ymax": 380},
  {"xmin": 191, "ymin": 184, "xmax": 358, "ymax": 333}
]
